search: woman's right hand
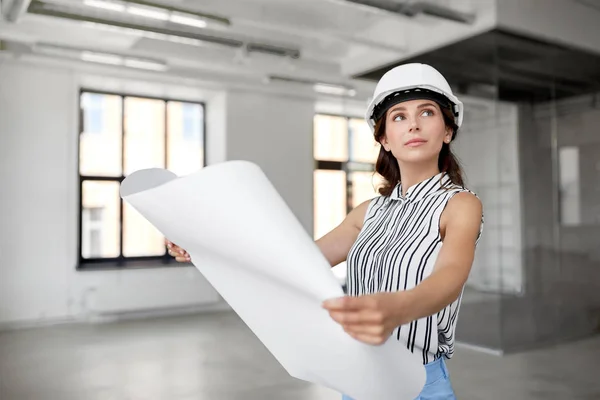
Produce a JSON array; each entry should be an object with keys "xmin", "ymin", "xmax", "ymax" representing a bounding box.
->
[{"xmin": 165, "ymin": 239, "xmax": 191, "ymax": 262}]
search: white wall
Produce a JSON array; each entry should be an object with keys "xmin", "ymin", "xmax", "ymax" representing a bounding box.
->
[
  {"xmin": 0, "ymin": 58, "xmax": 318, "ymax": 326},
  {"xmin": 226, "ymin": 91, "xmax": 315, "ymax": 234}
]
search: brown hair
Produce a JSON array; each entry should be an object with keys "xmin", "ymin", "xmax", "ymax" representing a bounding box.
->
[{"xmin": 373, "ymin": 106, "xmax": 464, "ymax": 196}]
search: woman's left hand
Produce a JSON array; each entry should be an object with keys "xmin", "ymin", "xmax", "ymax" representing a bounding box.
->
[{"xmin": 322, "ymin": 292, "xmax": 407, "ymax": 345}]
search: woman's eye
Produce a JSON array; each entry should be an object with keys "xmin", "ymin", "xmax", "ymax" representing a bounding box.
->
[
  {"xmin": 422, "ymin": 109, "xmax": 434, "ymax": 117},
  {"xmin": 393, "ymin": 114, "xmax": 404, "ymax": 121}
]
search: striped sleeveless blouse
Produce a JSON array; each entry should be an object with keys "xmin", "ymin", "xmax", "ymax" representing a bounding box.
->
[{"xmin": 346, "ymin": 172, "xmax": 483, "ymax": 365}]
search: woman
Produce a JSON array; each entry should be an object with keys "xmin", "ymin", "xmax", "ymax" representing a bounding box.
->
[{"xmin": 167, "ymin": 63, "xmax": 483, "ymax": 399}]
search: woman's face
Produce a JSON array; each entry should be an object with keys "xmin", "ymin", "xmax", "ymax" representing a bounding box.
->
[{"xmin": 379, "ymin": 99, "xmax": 452, "ymax": 165}]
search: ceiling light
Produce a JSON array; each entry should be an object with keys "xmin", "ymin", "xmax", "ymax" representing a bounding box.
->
[
  {"xmin": 314, "ymin": 83, "xmax": 357, "ymax": 97},
  {"xmin": 267, "ymin": 75, "xmax": 356, "ymax": 97},
  {"xmin": 169, "ymin": 13, "xmax": 207, "ymax": 29},
  {"xmin": 81, "ymin": 0, "xmax": 217, "ymax": 29},
  {"xmin": 33, "ymin": 42, "xmax": 168, "ymax": 71},
  {"xmin": 82, "ymin": 0, "xmax": 124, "ymax": 12},
  {"xmin": 81, "ymin": 50, "xmax": 122, "ymax": 65},
  {"xmin": 123, "ymin": 57, "xmax": 167, "ymax": 71},
  {"xmin": 126, "ymin": 5, "xmax": 168, "ymax": 20},
  {"xmin": 80, "ymin": 51, "xmax": 168, "ymax": 71},
  {"xmin": 28, "ymin": 1, "xmax": 300, "ymax": 59}
]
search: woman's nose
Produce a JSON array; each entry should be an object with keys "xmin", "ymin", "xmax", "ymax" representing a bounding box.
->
[{"xmin": 408, "ymin": 118, "xmax": 420, "ymax": 131}]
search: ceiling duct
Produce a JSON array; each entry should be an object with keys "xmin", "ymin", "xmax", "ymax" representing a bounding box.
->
[
  {"xmin": 26, "ymin": 0, "xmax": 301, "ymax": 58},
  {"xmin": 343, "ymin": 0, "xmax": 475, "ymax": 24}
]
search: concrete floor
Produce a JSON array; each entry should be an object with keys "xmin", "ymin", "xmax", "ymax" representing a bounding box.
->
[{"xmin": 1, "ymin": 310, "xmax": 599, "ymax": 400}]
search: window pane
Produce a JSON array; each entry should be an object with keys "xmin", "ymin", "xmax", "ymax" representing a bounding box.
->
[
  {"xmin": 123, "ymin": 202, "xmax": 165, "ymax": 257},
  {"xmin": 79, "ymin": 92, "xmax": 122, "ymax": 176},
  {"xmin": 314, "ymin": 170, "xmax": 347, "ymax": 239},
  {"xmin": 81, "ymin": 181, "xmax": 120, "ymax": 258},
  {"xmin": 351, "ymin": 171, "xmax": 383, "ymax": 208},
  {"xmin": 349, "ymin": 118, "xmax": 379, "ymax": 163},
  {"xmin": 314, "ymin": 115, "xmax": 348, "ymax": 162},
  {"xmin": 124, "ymin": 97, "xmax": 165, "ymax": 175},
  {"xmin": 559, "ymin": 146, "xmax": 580, "ymax": 225},
  {"xmin": 167, "ymin": 101, "xmax": 204, "ymax": 175}
]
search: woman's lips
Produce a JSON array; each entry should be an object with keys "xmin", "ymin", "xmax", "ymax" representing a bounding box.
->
[{"xmin": 405, "ymin": 138, "xmax": 427, "ymax": 147}]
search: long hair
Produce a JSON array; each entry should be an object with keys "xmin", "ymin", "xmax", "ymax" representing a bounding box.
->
[{"xmin": 374, "ymin": 106, "xmax": 464, "ymax": 197}]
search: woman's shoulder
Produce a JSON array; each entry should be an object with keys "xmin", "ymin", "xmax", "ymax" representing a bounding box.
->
[
  {"xmin": 443, "ymin": 186, "xmax": 484, "ymax": 236},
  {"xmin": 447, "ymin": 190, "xmax": 482, "ymax": 211},
  {"xmin": 443, "ymin": 181, "xmax": 481, "ymax": 202}
]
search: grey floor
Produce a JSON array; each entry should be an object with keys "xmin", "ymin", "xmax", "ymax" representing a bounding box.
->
[{"xmin": 1, "ymin": 310, "xmax": 599, "ymax": 400}]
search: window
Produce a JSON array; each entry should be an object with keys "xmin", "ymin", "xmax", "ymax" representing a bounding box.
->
[
  {"xmin": 559, "ymin": 146, "xmax": 581, "ymax": 226},
  {"xmin": 81, "ymin": 93, "xmax": 104, "ymax": 134},
  {"xmin": 78, "ymin": 90, "xmax": 205, "ymax": 267},
  {"xmin": 313, "ymin": 114, "xmax": 382, "ymax": 241},
  {"xmin": 181, "ymin": 102, "xmax": 203, "ymax": 141},
  {"xmin": 82, "ymin": 206, "xmax": 104, "ymax": 258}
]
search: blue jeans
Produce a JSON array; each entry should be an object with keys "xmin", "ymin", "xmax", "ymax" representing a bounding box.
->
[{"xmin": 341, "ymin": 357, "xmax": 456, "ymax": 400}]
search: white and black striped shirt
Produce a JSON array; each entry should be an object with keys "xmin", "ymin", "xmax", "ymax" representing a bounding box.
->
[{"xmin": 346, "ymin": 172, "xmax": 483, "ymax": 364}]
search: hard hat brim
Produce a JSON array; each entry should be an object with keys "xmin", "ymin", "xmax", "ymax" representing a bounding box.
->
[{"xmin": 365, "ymin": 84, "xmax": 464, "ymax": 131}]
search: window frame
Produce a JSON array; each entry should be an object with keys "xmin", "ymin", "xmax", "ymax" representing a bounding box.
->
[
  {"xmin": 313, "ymin": 112, "xmax": 378, "ymax": 227},
  {"xmin": 77, "ymin": 88, "xmax": 207, "ymax": 270}
]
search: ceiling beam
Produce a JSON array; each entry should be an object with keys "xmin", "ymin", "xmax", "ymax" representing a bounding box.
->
[
  {"xmin": 342, "ymin": 0, "xmax": 476, "ymax": 24},
  {"xmin": 3, "ymin": 0, "xmax": 32, "ymax": 22}
]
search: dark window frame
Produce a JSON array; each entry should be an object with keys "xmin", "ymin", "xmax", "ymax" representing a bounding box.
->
[{"xmin": 77, "ymin": 88, "xmax": 207, "ymax": 270}]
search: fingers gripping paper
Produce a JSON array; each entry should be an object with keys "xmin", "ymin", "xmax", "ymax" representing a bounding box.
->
[{"xmin": 120, "ymin": 160, "xmax": 426, "ymax": 400}]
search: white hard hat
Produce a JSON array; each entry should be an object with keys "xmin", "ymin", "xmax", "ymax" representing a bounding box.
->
[{"xmin": 365, "ymin": 63, "xmax": 463, "ymax": 131}]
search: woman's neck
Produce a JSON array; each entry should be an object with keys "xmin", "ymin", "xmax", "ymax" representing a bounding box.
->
[{"xmin": 398, "ymin": 162, "xmax": 441, "ymax": 197}]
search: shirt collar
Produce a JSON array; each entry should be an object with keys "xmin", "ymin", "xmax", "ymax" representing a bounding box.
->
[{"xmin": 390, "ymin": 172, "xmax": 451, "ymax": 202}]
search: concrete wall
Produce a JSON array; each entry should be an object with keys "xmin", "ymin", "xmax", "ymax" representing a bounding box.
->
[
  {"xmin": 452, "ymin": 96, "xmax": 523, "ymax": 294},
  {"xmin": 495, "ymin": 93, "xmax": 600, "ymax": 352},
  {"xmin": 497, "ymin": 0, "xmax": 600, "ymax": 55}
]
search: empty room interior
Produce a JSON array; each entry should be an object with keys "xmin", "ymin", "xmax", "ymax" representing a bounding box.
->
[{"xmin": 1, "ymin": 0, "xmax": 600, "ymax": 399}]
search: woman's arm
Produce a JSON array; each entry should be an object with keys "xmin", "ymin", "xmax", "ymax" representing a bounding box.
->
[
  {"xmin": 400, "ymin": 191, "xmax": 483, "ymax": 322},
  {"xmin": 315, "ymin": 199, "xmax": 371, "ymax": 267}
]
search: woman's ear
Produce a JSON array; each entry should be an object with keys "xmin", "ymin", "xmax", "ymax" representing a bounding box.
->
[
  {"xmin": 380, "ymin": 137, "xmax": 390, "ymax": 152},
  {"xmin": 444, "ymin": 127, "xmax": 453, "ymax": 143}
]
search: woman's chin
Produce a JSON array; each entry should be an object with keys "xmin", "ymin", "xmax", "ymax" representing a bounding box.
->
[{"xmin": 396, "ymin": 150, "xmax": 437, "ymax": 164}]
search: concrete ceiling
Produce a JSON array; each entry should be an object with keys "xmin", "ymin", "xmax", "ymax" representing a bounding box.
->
[
  {"xmin": 357, "ymin": 28, "xmax": 600, "ymax": 103},
  {"xmin": 0, "ymin": 0, "xmax": 495, "ymax": 100}
]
